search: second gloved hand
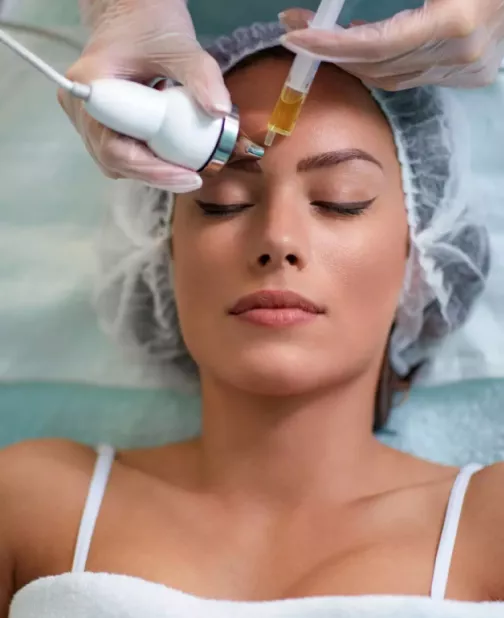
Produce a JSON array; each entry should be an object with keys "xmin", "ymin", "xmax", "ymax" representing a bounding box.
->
[
  {"xmin": 280, "ymin": 0, "xmax": 504, "ymax": 90},
  {"xmin": 59, "ymin": 0, "xmax": 231, "ymax": 192}
]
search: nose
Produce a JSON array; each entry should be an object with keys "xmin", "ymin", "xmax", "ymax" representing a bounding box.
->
[{"xmin": 248, "ymin": 193, "xmax": 309, "ymax": 273}]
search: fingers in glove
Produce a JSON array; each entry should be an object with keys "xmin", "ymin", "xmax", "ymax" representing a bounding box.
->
[
  {"xmin": 133, "ymin": 33, "xmax": 232, "ymax": 117},
  {"xmin": 68, "ymin": 100, "xmax": 202, "ymax": 190},
  {"xmin": 279, "ymin": 9, "xmax": 368, "ymax": 32},
  {"xmin": 175, "ymin": 48, "xmax": 232, "ymax": 116},
  {"xmin": 281, "ymin": 1, "xmax": 472, "ymax": 63},
  {"xmin": 278, "ymin": 8, "xmax": 314, "ymax": 31},
  {"xmin": 94, "ymin": 132, "xmax": 203, "ymax": 191}
]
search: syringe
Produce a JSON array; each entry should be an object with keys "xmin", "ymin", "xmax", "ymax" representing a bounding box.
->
[{"xmin": 265, "ymin": 0, "xmax": 346, "ymax": 146}]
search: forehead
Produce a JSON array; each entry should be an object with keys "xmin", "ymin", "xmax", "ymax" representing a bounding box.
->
[{"xmin": 224, "ymin": 54, "xmax": 397, "ymax": 168}]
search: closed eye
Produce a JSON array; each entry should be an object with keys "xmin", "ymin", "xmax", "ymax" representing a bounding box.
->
[
  {"xmin": 311, "ymin": 199, "xmax": 375, "ymax": 216},
  {"xmin": 196, "ymin": 199, "xmax": 375, "ymax": 217},
  {"xmin": 196, "ymin": 200, "xmax": 253, "ymax": 217}
]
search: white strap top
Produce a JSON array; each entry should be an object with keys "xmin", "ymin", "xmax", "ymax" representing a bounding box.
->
[
  {"xmin": 430, "ymin": 462, "xmax": 483, "ymax": 600},
  {"xmin": 71, "ymin": 444, "xmax": 484, "ymax": 601},
  {"xmin": 72, "ymin": 444, "xmax": 116, "ymax": 573}
]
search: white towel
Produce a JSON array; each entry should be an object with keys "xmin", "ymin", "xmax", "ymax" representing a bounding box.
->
[{"xmin": 9, "ymin": 572, "xmax": 504, "ymax": 618}]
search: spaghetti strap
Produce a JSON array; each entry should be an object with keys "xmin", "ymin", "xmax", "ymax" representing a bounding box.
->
[
  {"xmin": 430, "ymin": 463, "xmax": 484, "ymax": 601},
  {"xmin": 71, "ymin": 444, "xmax": 116, "ymax": 573}
]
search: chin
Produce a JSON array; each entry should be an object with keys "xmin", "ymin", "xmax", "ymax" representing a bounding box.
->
[{"xmin": 213, "ymin": 344, "xmax": 339, "ymax": 397}]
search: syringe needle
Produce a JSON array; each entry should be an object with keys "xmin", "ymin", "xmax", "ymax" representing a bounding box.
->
[{"xmin": 264, "ymin": 130, "xmax": 276, "ymax": 147}]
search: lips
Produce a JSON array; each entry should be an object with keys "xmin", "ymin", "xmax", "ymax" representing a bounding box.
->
[{"xmin": 229, "ymin": 290, "xmax": 325, "ymax": 316}]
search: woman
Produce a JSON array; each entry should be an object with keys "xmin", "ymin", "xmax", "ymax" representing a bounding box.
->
[{"xmin": 1, "ymin": 22, "xmax": 502, "ymax": 617}]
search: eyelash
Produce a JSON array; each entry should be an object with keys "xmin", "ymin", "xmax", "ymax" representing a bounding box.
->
[
  {"xmin": 196, "ymin": 201, "xmax": 252, "ymax": 217},
  {"xmin": 196, "ymin": 200, "xmax": 374, "ymax": 218},
  {"xmin": 311, "ymin": 200, "xmax": 373, "ymax": 216}
]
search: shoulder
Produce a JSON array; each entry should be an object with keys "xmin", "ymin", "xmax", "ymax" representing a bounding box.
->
[
  {"xmin": 0, "ymin": 436, "xmax": 97, "ymax": 463},
  {"xmin": 0, "ymin": 438, "xmax": 99, "ymax": 499},
  {"xmin": 461, "ymin": 462, "xmax": 504, "ymax": 600},
  {"xmin": 0, "ymin": 436, "xmax": 100, "ymax": 524},
  {"xmin": 0, "ymin": 439, "xmax": 101, "ymax": 586},
  {"xmin": 466, "ymin": 461, "xmax": 504, "ymax": 523}
]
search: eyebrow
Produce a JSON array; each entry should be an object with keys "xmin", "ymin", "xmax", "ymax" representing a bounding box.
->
[{"xmin": 225, "ymin": 148, "xmax": 383, "ymax": 173}]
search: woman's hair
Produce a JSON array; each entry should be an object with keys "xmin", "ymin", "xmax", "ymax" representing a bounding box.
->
[{"xmin": 94, "ymin": 23, "xmax": 491, "ymax": 432}]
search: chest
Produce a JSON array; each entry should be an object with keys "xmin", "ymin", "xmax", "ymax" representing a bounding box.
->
[{"xmin": 17, "ymin": 483, "xmax": 487, "ymax": 603}]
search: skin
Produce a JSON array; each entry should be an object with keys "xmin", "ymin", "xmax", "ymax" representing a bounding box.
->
[
  {"xmin": 173, "ymin": 54, "xmax": 407, "ymax": 402},
  {"xmin": 0, "ymin": 55, "xmax": 504, "ymax": 616}
]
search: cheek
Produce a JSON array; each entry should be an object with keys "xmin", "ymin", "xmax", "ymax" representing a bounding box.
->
[
  {"xmin": 173, "ymin": 224, "xmax": 238, "ymax": 285},
  {"xmin": 319, "ymin": 201, "xmax": 408, "ymax": 325},
  {"xmin": 171, "ymin": 218, "xmax": 242, "ymax": 337}
]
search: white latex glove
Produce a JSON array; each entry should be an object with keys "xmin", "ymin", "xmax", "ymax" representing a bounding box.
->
[
  {"xmin": 58, "ymin": 0, "xmax": 231, "ymax": 192},
  {"xmin": 279, "ymin": 0, "xmax": 504, "ymax": 90}
]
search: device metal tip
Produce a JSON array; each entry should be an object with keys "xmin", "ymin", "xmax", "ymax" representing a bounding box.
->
[
  {"xmin": 264, "ymin": 129, "xmax": 276, "ymax": 147},
  {"xmin": 230, "ymin": 133, "xmax": 265, "ymax": 164}
]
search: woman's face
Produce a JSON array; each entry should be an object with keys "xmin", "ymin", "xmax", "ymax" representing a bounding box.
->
[{"xmin": 171, "ymin": 55, "xmax": 408, "ymax": 396}]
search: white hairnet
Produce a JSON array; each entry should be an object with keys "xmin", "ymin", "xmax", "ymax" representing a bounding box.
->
[{"xmin": 94, "ymin": 22, "xmax": 490, "ymax": 385}]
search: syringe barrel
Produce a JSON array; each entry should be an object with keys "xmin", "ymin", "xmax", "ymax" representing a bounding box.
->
[
  {"xmin": 285, "ymin": 55, "xmax": 320, "ymax": 94},
  {"xmin": 265, "ymin": 0, "xmax": 346, "ymax": 139},
  {"xmin": 310, "ymin": 0, "xmax": 346, "ymax": 28},
  {"xmin": 283, "ymin": 0, "xmax": 345, "ymax": 94}
]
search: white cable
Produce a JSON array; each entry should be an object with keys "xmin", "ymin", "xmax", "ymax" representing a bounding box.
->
[
  {"xmin": 0, "ymin": 19, "xmax": 84, "ymax": 50},
  {"xmin": 0, "ymin": 27, "xmax": 90, "ymax": 99}
]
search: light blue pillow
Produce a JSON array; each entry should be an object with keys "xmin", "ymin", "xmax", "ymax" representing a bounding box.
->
[
  {"xmin": 1, "ymin": 379, "xmax": 503, "ymax": 467},
  {"xmin": 380, "ymin": 380, "xmax": 504, "ymax": 466}
]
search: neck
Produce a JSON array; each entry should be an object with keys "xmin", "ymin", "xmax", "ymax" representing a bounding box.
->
[{"xmin": 197, "ymin": 371, "xmax": 389, "ymax": 509}]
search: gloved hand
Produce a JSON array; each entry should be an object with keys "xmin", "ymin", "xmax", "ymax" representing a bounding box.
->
[
  {"xmin": 280, "ymin": 0, "xmax": 504, "ymax": 90},
  {"xmin": 58, "ymin": 0, "xmax": 231, "ymax": 192}
]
